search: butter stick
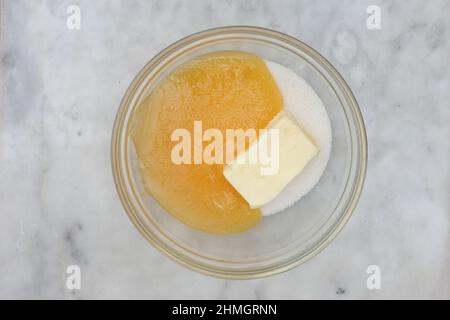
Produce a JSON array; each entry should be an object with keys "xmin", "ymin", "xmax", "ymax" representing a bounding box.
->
[{"xmin": 223, "ymin": 111, "xmax": 319, "ymax": 208}]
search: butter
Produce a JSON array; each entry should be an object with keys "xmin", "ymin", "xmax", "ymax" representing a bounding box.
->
[{"xmin": 223, "ymin": 111, "xmax": 319, "ymax": 208}]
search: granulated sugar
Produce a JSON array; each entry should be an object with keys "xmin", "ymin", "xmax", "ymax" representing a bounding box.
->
[{"xmin": 261, "ymin": 61, "xmax": 332, "ymax": 216}]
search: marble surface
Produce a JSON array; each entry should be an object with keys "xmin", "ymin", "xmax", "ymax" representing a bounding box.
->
[{"xmin": 0, "ymin": 0, "xmax": 449, "ymax": 299}]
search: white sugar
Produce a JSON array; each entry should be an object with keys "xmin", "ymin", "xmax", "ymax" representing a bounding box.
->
[{"xmin": 260, "ymin": 60, "xmax": 332, "ymax": 216}]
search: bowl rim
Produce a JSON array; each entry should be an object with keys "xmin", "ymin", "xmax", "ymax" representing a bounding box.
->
[{"xmin": 111, "ymin": 25, "xmax": 368, "ymax": 279}]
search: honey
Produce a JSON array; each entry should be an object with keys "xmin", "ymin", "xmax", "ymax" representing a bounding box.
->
[{"xmin": 131, "ymin": 51, "xmax": 282, "ymax": 234}]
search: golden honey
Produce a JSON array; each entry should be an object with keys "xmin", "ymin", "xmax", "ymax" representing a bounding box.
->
[{"xmin": 131, "ymin": 51, "xmax": 282, "ymax": 234}]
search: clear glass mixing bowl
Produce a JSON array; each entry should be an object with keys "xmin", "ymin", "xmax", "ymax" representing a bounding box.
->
[{"xmin": 111, "ymin": 26, "xmax": 367, "ymax": 279}]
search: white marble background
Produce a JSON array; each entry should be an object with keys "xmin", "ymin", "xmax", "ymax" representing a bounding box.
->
[{"xmin": 0, "ymin": 0, "xmax": 448, "ymax": 299}]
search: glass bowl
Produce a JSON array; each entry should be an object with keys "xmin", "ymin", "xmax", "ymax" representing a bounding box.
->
[{"xmin": 111, "ymin": 26, "xmax": 367, "ymax": 279}]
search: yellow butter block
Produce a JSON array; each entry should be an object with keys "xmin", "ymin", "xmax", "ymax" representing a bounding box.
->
[{"xmin": 223, "ymin": 111, "xmax": 319, "ymax": 208}]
